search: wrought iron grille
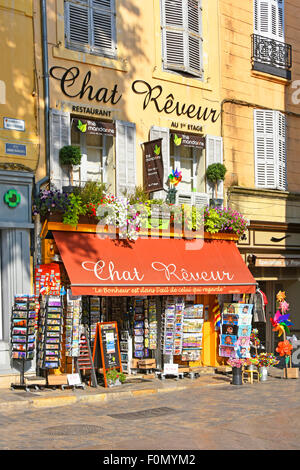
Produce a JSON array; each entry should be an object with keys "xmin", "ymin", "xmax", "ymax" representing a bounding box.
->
[{"xmin": 251, "ymin": 34, "xmax": 292, "ymax": 70}]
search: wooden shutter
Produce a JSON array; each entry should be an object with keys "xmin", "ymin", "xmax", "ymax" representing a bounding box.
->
[
  {"xmin": 254, "ymin": 0, "xmax": 284, "ymax": 41},
  {"xmin": 150, "ymin": 126, "xmax": 170, "ymax": 200},
  {"xmin": 205, "ymin": 135, "xmax": 224, "ymax": 198},
  {"xmin": 65, "ymin": 1, "xmax": 89, "ymax": 51},
  {"xmin": 161, "ymin": 0, "xmax": 202, "ymax": 77},
  {"xmin": 276, "ymin": 112, "xmax": 287, "ymax": 190},
  {"xmin": 92, "ymin": 0, "xmax": 116, "ymax": 57},
  {"xmin": 115, "ymin": 121, "xmax": 136, "ymax": 197},
  {"xmin": 254, "ymin": 109, "xmax": 276, "ymax": 189},
  {"xmin": 50, "ymin": 109, "xmax": 71, "ymax": 190}
]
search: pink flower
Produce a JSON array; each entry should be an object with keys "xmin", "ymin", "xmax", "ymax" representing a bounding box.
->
[{"xmin": 280, "ymin": 301, "xmax": 289, "ymax": 313}]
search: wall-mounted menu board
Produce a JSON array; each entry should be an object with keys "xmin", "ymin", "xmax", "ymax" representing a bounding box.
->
[{"xmin": 92, "ymin": 322, "xmax": 122, "ymax": 387}]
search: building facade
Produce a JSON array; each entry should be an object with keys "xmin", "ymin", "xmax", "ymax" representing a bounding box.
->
[
  {"xmin": 0, "ymin": 0, "xmax": 43, "ymax": 374},
  {"xmin": 219, "ymin": 0, "xmax": 300, "ymax": 351}
]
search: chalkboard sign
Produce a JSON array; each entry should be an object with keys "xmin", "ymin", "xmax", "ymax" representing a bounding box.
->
[{"xmin": 92, "ymin": 322, "xmax": 122, "ymax": 387}]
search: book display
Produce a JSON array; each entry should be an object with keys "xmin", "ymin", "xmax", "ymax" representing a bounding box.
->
[{"xmin": 37, "ymin": 295, "xmax": 63, "ymax": 370}]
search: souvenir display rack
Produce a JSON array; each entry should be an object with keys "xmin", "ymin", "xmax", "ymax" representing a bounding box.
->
[
  {"xmin": 181, "ymin": 304, "xmax": 204, "ymax": 362},
  {"xmin": 219, "ymin": 303, "xmax": 253, "ymax": 359},
  {"xmin": 162, "ymin": 297, "xmax": 184, "ymax": 357},
  {"xmin": 82, "ymin": 296, "xmax": 104, "ymax": 346},
  {"xmin": 65, "ymin": 297, "xmax": 81, "ymax": 358},
  {"xmin": 120, "ymin": 330, "xmax": 133, "ymax": 374},
  {"xmin": 10, "ymin": 295, "xmax": 38, "ymax": 390},
  {"xmin": 133, "ymin": 297, "xmax": 149, "ymax": 358},
  {"xmin": 37, "ymin": 295, "xmax": 63, "ymax": 377}
]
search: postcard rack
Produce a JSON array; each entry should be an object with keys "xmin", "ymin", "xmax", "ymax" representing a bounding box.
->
[{"xmin": 10, "ymin": 295, "xmax": 42, "ymax": 391}]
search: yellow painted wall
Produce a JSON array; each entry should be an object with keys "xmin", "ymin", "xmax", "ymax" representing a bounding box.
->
[
  {"xmin": 0, "ymin": 0, "xmax": 43, "ymax": 172},
  {"xmin": 45, "ymin": 0, "xmax": 222, "ymax": 187},
  {"xmin": 219, "ymin": 0, "xmax": 300, "ymax": 220}
]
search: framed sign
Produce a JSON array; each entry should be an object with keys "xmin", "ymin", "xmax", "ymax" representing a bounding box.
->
[
  {"xmin": 92, "ymin": 322, "xmax": 122, "ymax": 387},
  {"xmin": 143, "ymin": 138, "xmax": 164, "ymax": 193}
]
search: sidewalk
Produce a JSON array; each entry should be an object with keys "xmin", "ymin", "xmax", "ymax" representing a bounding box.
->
[{"xmin": 0, "ymin": 368, "xmax": 284, "ymax": 413}]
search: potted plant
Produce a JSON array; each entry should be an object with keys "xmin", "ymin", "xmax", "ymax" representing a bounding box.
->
[
  {"xmin": 59, "ymin": 145, "xmax": 82, "ymax": 192},
  {"xmin": 106, "ymin": 369, "xmax": 126, "ymax": 387},
  {"xmin": 245, "ymin": 356, "xmax": 259, "ymax": 371},
  {"xmin": 257, "ymin": 353, "xmax": 279, "ymax": 381},
  {"xmin": 227, "ymin": 358, "xmax": 246, "ymax": 385},
  {"xmin": 206, "ymin": 163, "xmax": 227, "ymax": 208}
]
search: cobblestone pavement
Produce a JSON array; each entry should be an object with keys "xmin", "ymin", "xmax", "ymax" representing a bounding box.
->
[{"xmin": 0, "ymin": 374, "xmax": 299, "ymax": 450}]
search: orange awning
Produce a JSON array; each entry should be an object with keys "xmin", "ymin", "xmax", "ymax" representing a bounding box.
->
[{"xmin": 53, "ymin": 232, "xmax": 257, "ymax": 296}]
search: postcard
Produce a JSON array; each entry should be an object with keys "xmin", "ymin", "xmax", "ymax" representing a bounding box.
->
[
  {"xmin": 238, "ymin": 304, "xmax": 254, "ymax": 315},
  {"xmin": 221, "ymin": 324, "xmax": 238, "ymax": 336},
  {"xmin": 219, "ymin": 346, "xmax": 236, "ymax": 358},
  {"xmin": 222, "ymin": 314, "xmax": 239, "ymax": 325},
  {"xmin": 222, "ymin": 303, "xmax": 240, "ymax": 314},
  {"xmin": 220, "ymin": 334, "xmax": 237, "ymax": 347},
  {"xmin": 238, "ymin": 325, "xmax": 252, "ymax": 337}
]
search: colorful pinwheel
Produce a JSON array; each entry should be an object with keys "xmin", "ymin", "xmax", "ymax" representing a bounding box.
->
[
  {"xmin": 276, "ymin": 290, "xmax": 286, "ymax": 302},
  {"xmin": 168, "ymin": 169, "xmax": 182, "ymax": 187},
  {"xmin": 270, "ymin": 310, "xmax": 293, "ymax": 337}
]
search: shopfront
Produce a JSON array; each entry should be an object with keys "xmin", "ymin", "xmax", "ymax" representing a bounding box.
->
[{"xmin": 35, "ymin": 220, "xmax": 256, "ymax": 384}]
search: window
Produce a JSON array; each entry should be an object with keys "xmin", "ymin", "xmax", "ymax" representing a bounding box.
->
[
  {"xmin": 254, "ymin": 109, "xmax": 287, "ymax": 190},
  {"xmin": 64, "ymin": 0, "xmax": 116, "ymax": 58},
  {"xmin": 71, "ymin": 119, "xmax": 114, "ymax": 189},
  {"xmin": 161, "ymin": 0, "xmax": 203, "ymax": 78},
  {"xmin": 170, "ymin": 134, "xmax": 208, "ymax": 207},
  {"xmin": 254, "ymin": 0, "xmax": 284, "ymax": 42}
]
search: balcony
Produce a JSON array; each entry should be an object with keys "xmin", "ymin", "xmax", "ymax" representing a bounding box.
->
[{"xmin": 251, "ymin": 34, "xmax": 292, "ymax": 80}]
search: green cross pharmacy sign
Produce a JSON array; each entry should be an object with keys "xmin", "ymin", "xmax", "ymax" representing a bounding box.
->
[{"xmin": 4, "ymin": 189, "xmax": 21, "ymax": 208}]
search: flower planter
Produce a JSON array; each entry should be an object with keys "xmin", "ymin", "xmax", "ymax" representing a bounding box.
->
[
  {"xmin": 259, "ymin": 366, "xmax": 268, "ymax": 381},
  {"xmin": 107, "ymin": 379, "xmax": 122, "ymax": 387},
  {"xmin": 247, "ymin": 364, "xmax": 257, "ymax": 371},
  {"xmin": 232, "ymin": 367, "xmax": 243, "ymax": 385}
]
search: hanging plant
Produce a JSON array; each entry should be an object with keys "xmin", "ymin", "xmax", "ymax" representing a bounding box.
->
[
  {"xmin": 59, "ymin": 145, "xmax": 82, "ymax": 185},
  {"xmin": 206, "ymin": 163, "xmax": 227, "ymax": 198}
]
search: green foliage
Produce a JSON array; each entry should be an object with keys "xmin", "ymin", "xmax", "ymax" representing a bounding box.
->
[
  {"xmin": 62, "ymin": 193, "xmax": 86, "ymax": 227},
  {"xmin": 59, "ymin": 145, "xmax": 82, "ymax": 167},
  {"xmin": 206, "ymin": 163, "xmax": 227, "ymax": 183},
  {"xmin": 74, "ymin": 181, "xmax": 108, "ymax": 206},
  {"xmin": 106, "ymin": 369, "xmax": 126, "ymax": 384}
]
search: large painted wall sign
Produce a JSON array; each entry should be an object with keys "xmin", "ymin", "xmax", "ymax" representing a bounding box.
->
[{"xmin": 49, "ymin": 66, "xmax": 220, "ymax": 123}]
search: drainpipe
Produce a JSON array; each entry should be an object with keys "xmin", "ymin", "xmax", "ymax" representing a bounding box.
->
[{"xmin": 35, "ymin": 0, "xmax": 50, "ymax": 196}]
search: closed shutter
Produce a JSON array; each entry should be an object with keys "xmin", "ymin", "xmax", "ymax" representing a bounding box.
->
[
  {"xmin": 50, "ymin": 109, "xmax": 71, "ymax": 190},
  {"xmin": 254, "ymin": 109, "xmax": 286, "ymax": 190},
  {"xmin": 92, "ymin": 0, "xmax": 116, "ymax": 56},
  {"xmin": 277, "ymin": 112, "xmax": 287, "ymax": 190},
  {"xmin": 192, "ymin": 192, "xmax": 209, "ymax": 208},
  {"xmin": 115, "ymin": 121, "xmax": 136, "ymax": 197},
  {"xmin": 150, "ymin": 126, "xmax": 170, "ymax": 200},
  {"xmin": 161, "ymin": 0, "xmax": 202, "ymax": 77},
  {"xmin": 205, "ymin": 135, "xmax": 224, "ymax": 198},
  {"xmin": 65, "ymin": 1, "xmax": 89, "ymax": 51},
  {"xmin": 65, "ymin": 0, "xmax": 116, "ymax": 57},
  {"xmin": 254, "ymin": 0, "xmax": 284, "ymax": 41}
]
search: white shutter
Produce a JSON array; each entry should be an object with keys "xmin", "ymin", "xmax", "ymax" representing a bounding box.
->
[
  {"xmin": 65, "ymin": 1, "xmax": 89, "ymax": 50},
  {"xmin": 192, "ymin": 192, "xmax": 209, "ymax": 208},
  {"xmin": 161, "ymin": 0, "xmax": 202, "ymax": 77},
  {"xmin": 254, "ymin": 0, "xmax": 284, "ymax": 41},
  {"xmin": 276, "ymin": 112, "xmax": 287, "ymax": 190},
  {"xmin": 50, "ymin": 109, "xmax": 71, "ymax": 190},
  {"xmin": 92, "ymin": 0, "xmax": 116, "ymax": 56},
  {"xmin": 116, "ymin": 121, "xmax": 136, "ymax": 197},
  {"xmin": 187, "ymin": 0, "xmax": 202, "ymax": 75},
  {"xmin": 205, "ymin": 135, "xmax": 224, "ymax": 198},
  {"xmin": 150, "ymin": 126, "xmax": 170, "ymax": 200},
  {"xmin": 254, "ymin": 109, "xmax": 277, "ymax": 189}
]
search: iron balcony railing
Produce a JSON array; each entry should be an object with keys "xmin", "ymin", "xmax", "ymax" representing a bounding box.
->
[{"xmin": 251, "ymin": 34, "xmax": 292, "ymax": 71}]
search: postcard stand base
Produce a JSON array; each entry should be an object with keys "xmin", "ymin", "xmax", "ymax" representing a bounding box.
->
[{"xmin": 11, "ymin": 360, "xmax": 44, "ymax": 391}]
